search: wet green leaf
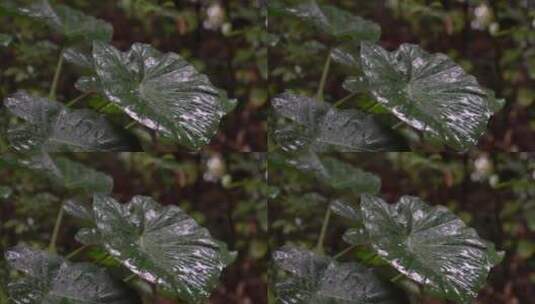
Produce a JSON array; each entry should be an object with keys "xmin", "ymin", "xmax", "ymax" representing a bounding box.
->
[
  {"xmin": 63, "ymin": 198, "xmax": 93, "ymax": 221},
  {"xmin": 4, "ymin": 91, "xmax": 134, "ymax": 152},
  {"xmin": 343, "ymin": 227, "xmax": 369, "ymax": 246},
  {"xmin": 360, "ymin": 42, "xmax": 502, "ymax": 150},
  {"xmin": 282, "ymin": 0, "xmax": 381, "ymax": 43},
  {"xmin": 330, "ymin": 42, "xmax": 361, "ymax": 70},
  {"xmin": 273, "ymin": 246, "xmax": 399, "ymax": 304},
  {"xmin": 88, "ymin": 194, "xmax": 235, "ymax": 302},
  {"xmin": 272, "ymin": 93, "xmax": 404, "ymax": 152},
  {"xmin": 63, "ymin": 47, "xmax": 94, "ymax": 69},
  {"xmin": 18, "ymin": 152, "xmax": 113, "ymax": 194},
  {"xmin": 5, "ymin": 245, "xmax": 135, "ymax": 304},
  {"xmin": 330, "ymin": 198, "xmax": 362, "ymax": 222},
  {"xmin": 1, "ymin": 0, "xmax": 112, "ymax": 43},
  {"xmin": 92, "ymin": 41, "xmax": 235, "ymax": 150},
  {"xmin": 290, "ymin": 152, "xmax": 381, "ymax": 193},
  {"xmin": 361, "ymin": 194, "xmax": 504, "ymax": 303}
]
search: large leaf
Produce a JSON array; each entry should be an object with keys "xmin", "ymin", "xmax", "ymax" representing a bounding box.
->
[
  {"xmin": 360, "ymin": 194, "xmax": 503, "ymax": 303},
  {"xmin": 92, "ymin": 41, "xmax": 235, "ymax": 150},
  {"xmin": 84, "ymin": 194, "xmax": 234, "ymax": 302},
  {"xmin": 360, "ymin": 42, "xmax": 504, "ymax": 150},
  {"xmin": 5, "ymin": 245, "xmax": 135, "ymax": 304},
  {"xmin": 272, "ymin": 93, "xmax": 404, "ymax": 152},
  {"xmin": 273, "ymin": 246, "xmax": 399, "ymax": 304},
  {"xmin": 17, "ymin": 152, "xmax": 113, "ymax": 194},
  {"xmin": 282, "ymin": 0, "xmax": 381, "ymax": 43},
  {"xmin": 1, "ymin": 0, "xmax": 112, "ymax": 43},
  {"xmin": 4, "ymin": 91, "xmax": 134, "ymax": 152},
  {"xmin": 288, "ymin": 152, "xmax": 381, "ymax": 193}
]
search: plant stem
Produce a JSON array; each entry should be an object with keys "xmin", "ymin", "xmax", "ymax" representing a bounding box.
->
[
  {"xmin": 392, "ymin": 121, "xmax": 404, "ymax": 130},
  {"xmin": 66, "ymin": 92, "xmax": 91, "ymax": 108},
  {"xmin": 364, "ymin": 101, "xmax": 379, "ymax": 112},
  {"xmin": 390, "ymin": 273, "xmax": 404, "ymax": 283},
  {"xmin": 49, "ymin": 50, "xmax": 64, "ymax": 100},
  {"xmin": 48, "ymin": 206, "xmax": 64, "ymax": 253},
  {"xmin": 124, "ymin": 273, "xmax": 137, "ymax": 283},
  {"xmin": 333, "ymin": 244, "xmax": 358, "ymax": 259},
  {"xmin": 315, "ymin": 208, "xmax": 331, "ymax": 254},
  {"xmin": 334, "ymin": 92, "xmax": 358, "ymax": 107},
  {"xmin": 66, "ymin": 245, "xmax": 89, "ymax": 259},
  {"xmin": 96, "ymin": 102, "xmax": 111, "ymax": 112},
  {"xmin": 316, "ymin": 54, "xmax": 331, "ymax": 101},
  {"xmin": 125, "ymin": 121, "xmax": 136, "ymax": 130}
]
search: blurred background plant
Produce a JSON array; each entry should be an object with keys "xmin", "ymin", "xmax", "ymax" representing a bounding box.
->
[
  {"xmin": 268, "ymin": 0, "xmax": 535, "ymax": 151},
  {"xmin": 0, "ymin": 0, "xmax": 267, "ymax": 152},
  {"xmin": 0, "ymin": 152, "xmax": 268, "ymax": 303},
  {"xmin": 268, "ymin": 151, "xmax": 534, "ymax": 303}
]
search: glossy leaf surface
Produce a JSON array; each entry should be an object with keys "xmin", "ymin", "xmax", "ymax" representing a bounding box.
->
[
  {"xmin": 361, "ymin": 42, "xmax": 503, "ymax": 150},
  {"xmin": 361, "ymin": 194, "xmax": 503, "ymax": 303},
  {"xmin": 5, "ymin": 245, "xmax": 134, "ymax": 304},
  {"xmin": 90, "ymin": 194, "xmax": 234, "ymax": 302},
  {"xmin": 92, "ymin": 42, "xmax": 235, "ymax": 150},
  {"xmin": 4, "ymin": 91, "xmax": 133, "ymax": 152},
  {"xmin": 330, "ymin": 198, "xmax": 362, "ymax": 222},
  {"xmin": 283, "ymin": 0, "xmax": 380, "ymax": 43},
  {"xmin": 273, "ymin": 246, "xmax": 399, "ymax": 304},
  {"xmin": 272, "ymin": 93, "xmax": 403, "ymax": 152}
]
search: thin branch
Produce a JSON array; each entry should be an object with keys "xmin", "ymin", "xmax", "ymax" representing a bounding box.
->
[
  {"xmin": 315, "ymin": 208, "xmax": 332, "ymax": 254},
  {"xmin": 49, "ymin": 50, "xmax": 64, "ymax": 100},
  {"xmin": 48, "ymin": 206, "xmax": 64, "ymax": 253},
  {"xmin": 316, "ymin": 54, "xmax": 332, "ymax": 101}
]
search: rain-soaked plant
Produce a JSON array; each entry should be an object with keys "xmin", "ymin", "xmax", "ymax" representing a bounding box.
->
[
  {"xmin": 0, "ymin": 152, "xmax": 236, "ymax": 303},
  {"xmin": 268, "ymin": 152, "xmax": 504, "ymax": 304},
  {"xmin": 268, "ymin": 0, "xmax": 505, "ymax": 152},
  {"xmin": 0, "ymin": 0, "xmax": 236, "ymax": 152}
]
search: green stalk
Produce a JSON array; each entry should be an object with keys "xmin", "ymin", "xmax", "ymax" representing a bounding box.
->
[
  {"xmin": 125, "ymin": 121, "xmax": 137, "ymax": 130},
  {"xmin": 392, "ymin": 121, "xmax": 404, "ymax": 130},
  {"xmin": 390, "ymin": 273, "xmax": 404, "ymax": 283},
  {"xmin": 315, "ymin": 208, "xmax": 331, "ymax": 254},
  {"xmin": 334, "ymin": 92, "xmax": 358, "ymax": 107},
  {"xmin": 333, "ymin": 244, "xmax": 358, "ymax": 259},
  {"xmin": 48, "ymin": 206, "xmax": 64, "ymax": 253},
  {"xmin": 96, "ymin": 102, "xmax": 111, "ymax": 112},
  {"xmin": 66, "ymin": 92, "xmax": 91, "ymax": 108},
  {"xmin": 123, "ymin": 273, "xmax": 137, "ymax": 283},
  {"xmin": 66, "ymin": 245, "xmax": 89, "ymax": 259},
  {"xmin": 49, "ymin": 50, "xmax": 64, "ymax": 100},
  {"xmin": 316, "ymin": 54, "xmax": 331, "ymax": 101},
  {"xmin": 364, "ymin": 101, "xmax": 379, "ymax": 112}
]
